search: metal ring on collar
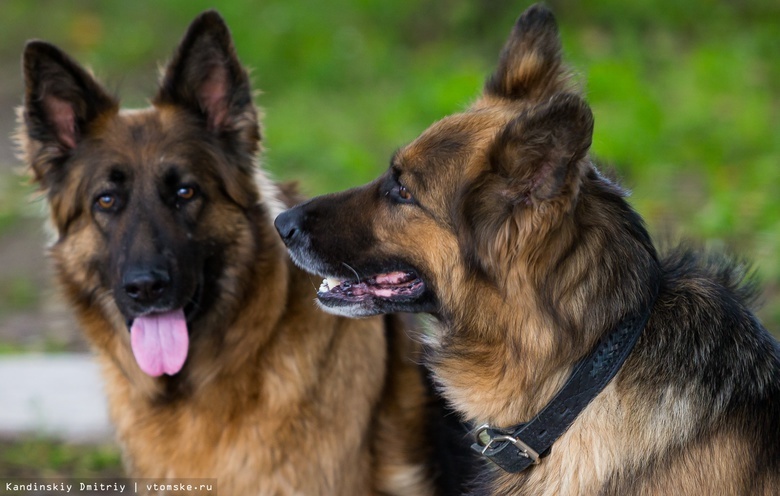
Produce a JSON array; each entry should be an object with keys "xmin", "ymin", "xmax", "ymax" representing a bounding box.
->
[{"xmin": 473, "ymin": 424, "xmax": 540, "ymax": 463}]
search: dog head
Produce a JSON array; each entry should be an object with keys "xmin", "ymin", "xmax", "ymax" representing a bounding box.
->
[
  {"xmin": 17, "ymin": 11, "xmax": 265, "ymax": 377},
  {"xmin": 276, "ymin": 5, "xmax": 604, "ymax": 321}
]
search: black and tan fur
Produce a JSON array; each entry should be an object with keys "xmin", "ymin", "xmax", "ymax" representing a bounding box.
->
[
  {"xmin": 275, "ymin": 5, "xmax": 780, "ymax": 495},
  {"xmin": 15, "ymin": 11, "xmax": 474, "ymax": 495}
]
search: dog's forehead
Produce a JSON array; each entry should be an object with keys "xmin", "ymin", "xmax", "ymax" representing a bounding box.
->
[
  {"xmin": 397, "ymin": 108, "xmax": 511, "ymax": 185},
  {"xmin": 91, "ymin": 107, "xmax": 203, "ymax": 172}
]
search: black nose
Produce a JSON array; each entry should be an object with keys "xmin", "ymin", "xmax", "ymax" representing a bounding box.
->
[
  {"xmin": 274, "ymin": 207, "xmax": 304, "ymax": 246},
  {"xmin": 123, "ymin": 268, "xmax": 171, "ymax": 305}
]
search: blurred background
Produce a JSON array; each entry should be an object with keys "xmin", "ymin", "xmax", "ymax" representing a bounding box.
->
[{"xmin": 0, "ymin": 0, "xmax": 778, "ymax": 477}]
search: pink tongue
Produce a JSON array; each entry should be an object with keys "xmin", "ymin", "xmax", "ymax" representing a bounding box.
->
[
  {"xmin": 375, "ymin": 271, "xmax": 410, "ymax": 285},
  {"xmin": 130, "ymin": 309, "xmax": 189, "ymax": 377}
]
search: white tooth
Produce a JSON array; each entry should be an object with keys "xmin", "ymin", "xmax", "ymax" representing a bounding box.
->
[{"xmin": 326, "ymin": 277, "xmax": 343, "ymax": 288}]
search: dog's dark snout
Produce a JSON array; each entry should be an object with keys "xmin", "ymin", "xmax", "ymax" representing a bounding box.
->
[
  {"xmin": 123, "ymin": 268, "xmax": 171, "ymax": 304},
  {"xmin": 274, "ymin": 208, "xmax": 304, "ymax": 246}
]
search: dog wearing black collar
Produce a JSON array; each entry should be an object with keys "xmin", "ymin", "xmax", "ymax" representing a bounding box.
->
[{"xmin": 275, "ymin": 4, "xmax": 780, "ymax": 494}]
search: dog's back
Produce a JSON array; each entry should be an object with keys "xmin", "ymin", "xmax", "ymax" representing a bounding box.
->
[{"xmin": 600, "ymin": 248, "xmax": 780, "ymax": 494}]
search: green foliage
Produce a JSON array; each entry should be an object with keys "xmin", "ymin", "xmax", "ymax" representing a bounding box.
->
[
  {"xmin": 0, "ymin": 438, "xmax": 123, "ymax": 477},
  {"xmin": 0, "ymin": 277, "xmax": 38, "ymax": 313},
  {"xmin": 0, "ymin": 175, "xmax": 35, "ymax": 237}
]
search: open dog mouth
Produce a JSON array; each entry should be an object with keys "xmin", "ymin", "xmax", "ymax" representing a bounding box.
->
[{"xmin": 317, "ymin": 270, "xmax": 425, "ymax": 304}]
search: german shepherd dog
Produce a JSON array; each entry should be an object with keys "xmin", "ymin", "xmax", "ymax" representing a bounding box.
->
[
  {"xmin": 16, "ymin": 11, "xmax": 474, "ymax": 495},
  {"xmin": 275, "ymin": 5, "xmax": 780, "ymax": 495}
]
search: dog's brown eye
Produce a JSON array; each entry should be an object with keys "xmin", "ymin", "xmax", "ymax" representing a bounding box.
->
[
  {"xmin": 177, "ymin": 186, "xmax": 196, "ymax": 200},
  {"xmin": 96, "ymin": 194, "xmax": 116, "ymax": 210},
  {"xmin": 385, "ymin": 173, "xmax": 415, "ymax": 205}
]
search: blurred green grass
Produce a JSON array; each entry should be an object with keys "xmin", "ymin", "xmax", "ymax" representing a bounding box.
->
[
  {"xmin": 0, "ymin": 437, "xmax": 122, "ymax": 477},
  {"xmin": 0, "ymin": 0, "xmax": 777, "ymax": 330}
]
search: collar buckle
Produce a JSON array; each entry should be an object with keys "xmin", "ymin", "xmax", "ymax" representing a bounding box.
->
[{"xmin": 474, "ymin": 423, "xmax": 540, "ymax": 464}]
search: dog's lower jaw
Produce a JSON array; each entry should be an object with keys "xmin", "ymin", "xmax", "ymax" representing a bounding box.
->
[
  {"xmin": 315, "ymin": 289, "xmax": 440, "ymax": 319},
  {"xmin": 315, "ymin": 299, "xmax": 377, "ymax": 318}
]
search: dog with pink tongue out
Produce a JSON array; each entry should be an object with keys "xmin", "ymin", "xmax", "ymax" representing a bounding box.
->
[{"xmin": 16, "ymin": 9, "xmax": 477, "ymax": 495}]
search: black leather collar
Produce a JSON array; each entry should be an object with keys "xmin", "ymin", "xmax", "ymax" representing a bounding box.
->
[{"xmin": 470, "ymin": 301, "xmax": 656, "ymax": 473}]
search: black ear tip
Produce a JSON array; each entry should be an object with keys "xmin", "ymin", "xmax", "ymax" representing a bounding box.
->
[
  {"xmin": 198, "ymin": 9, "xmax": 227, "ymax": 23},
  {"xmin": 549, "ymin": 93, "xmax": 593, "ymax": 121},
  {"xmin": 22, "ymin": 40, "xmax": 70, "ymax": 79},
  {"xmin": 553, "ymin": 94, "xmax": 595, "ymax": 143},
  {"xmin": 24, "ymin": 40, "xmax": 47, "ymax": 53},
  {"xmin": 515, "ymin": 4, "xmax": 558, "ymax": 32},
  {"xmin": 23, "ymin": 40, "xmax": 62, "ymax": 61},
  {"xmin": 177, "ymin": 9, "xmax": 233, "ymax": 55},
  {"xmin": 189, "ymin": 9, "xmax": 229, "ymax": 35}
]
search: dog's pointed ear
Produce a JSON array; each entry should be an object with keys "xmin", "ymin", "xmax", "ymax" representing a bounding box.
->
[
  {"xmin": 490, "ymin": 93, "xmax": 594, "ymax": 205},
  {"xmin": 484, "ymin": 4, "xmax": 569, "ymax": 101},
  {"xmin": 18, "ymin": 41, "xmax": 118, "ymax": 183},
  {"xmin": 154, "ymin": 10, "xmax": 259, "ymax": 153}
]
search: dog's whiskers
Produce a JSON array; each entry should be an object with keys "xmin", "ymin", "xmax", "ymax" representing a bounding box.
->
[{"xmin": 341, "ymin": 262, "xmax": 362, "ymax": 284}]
